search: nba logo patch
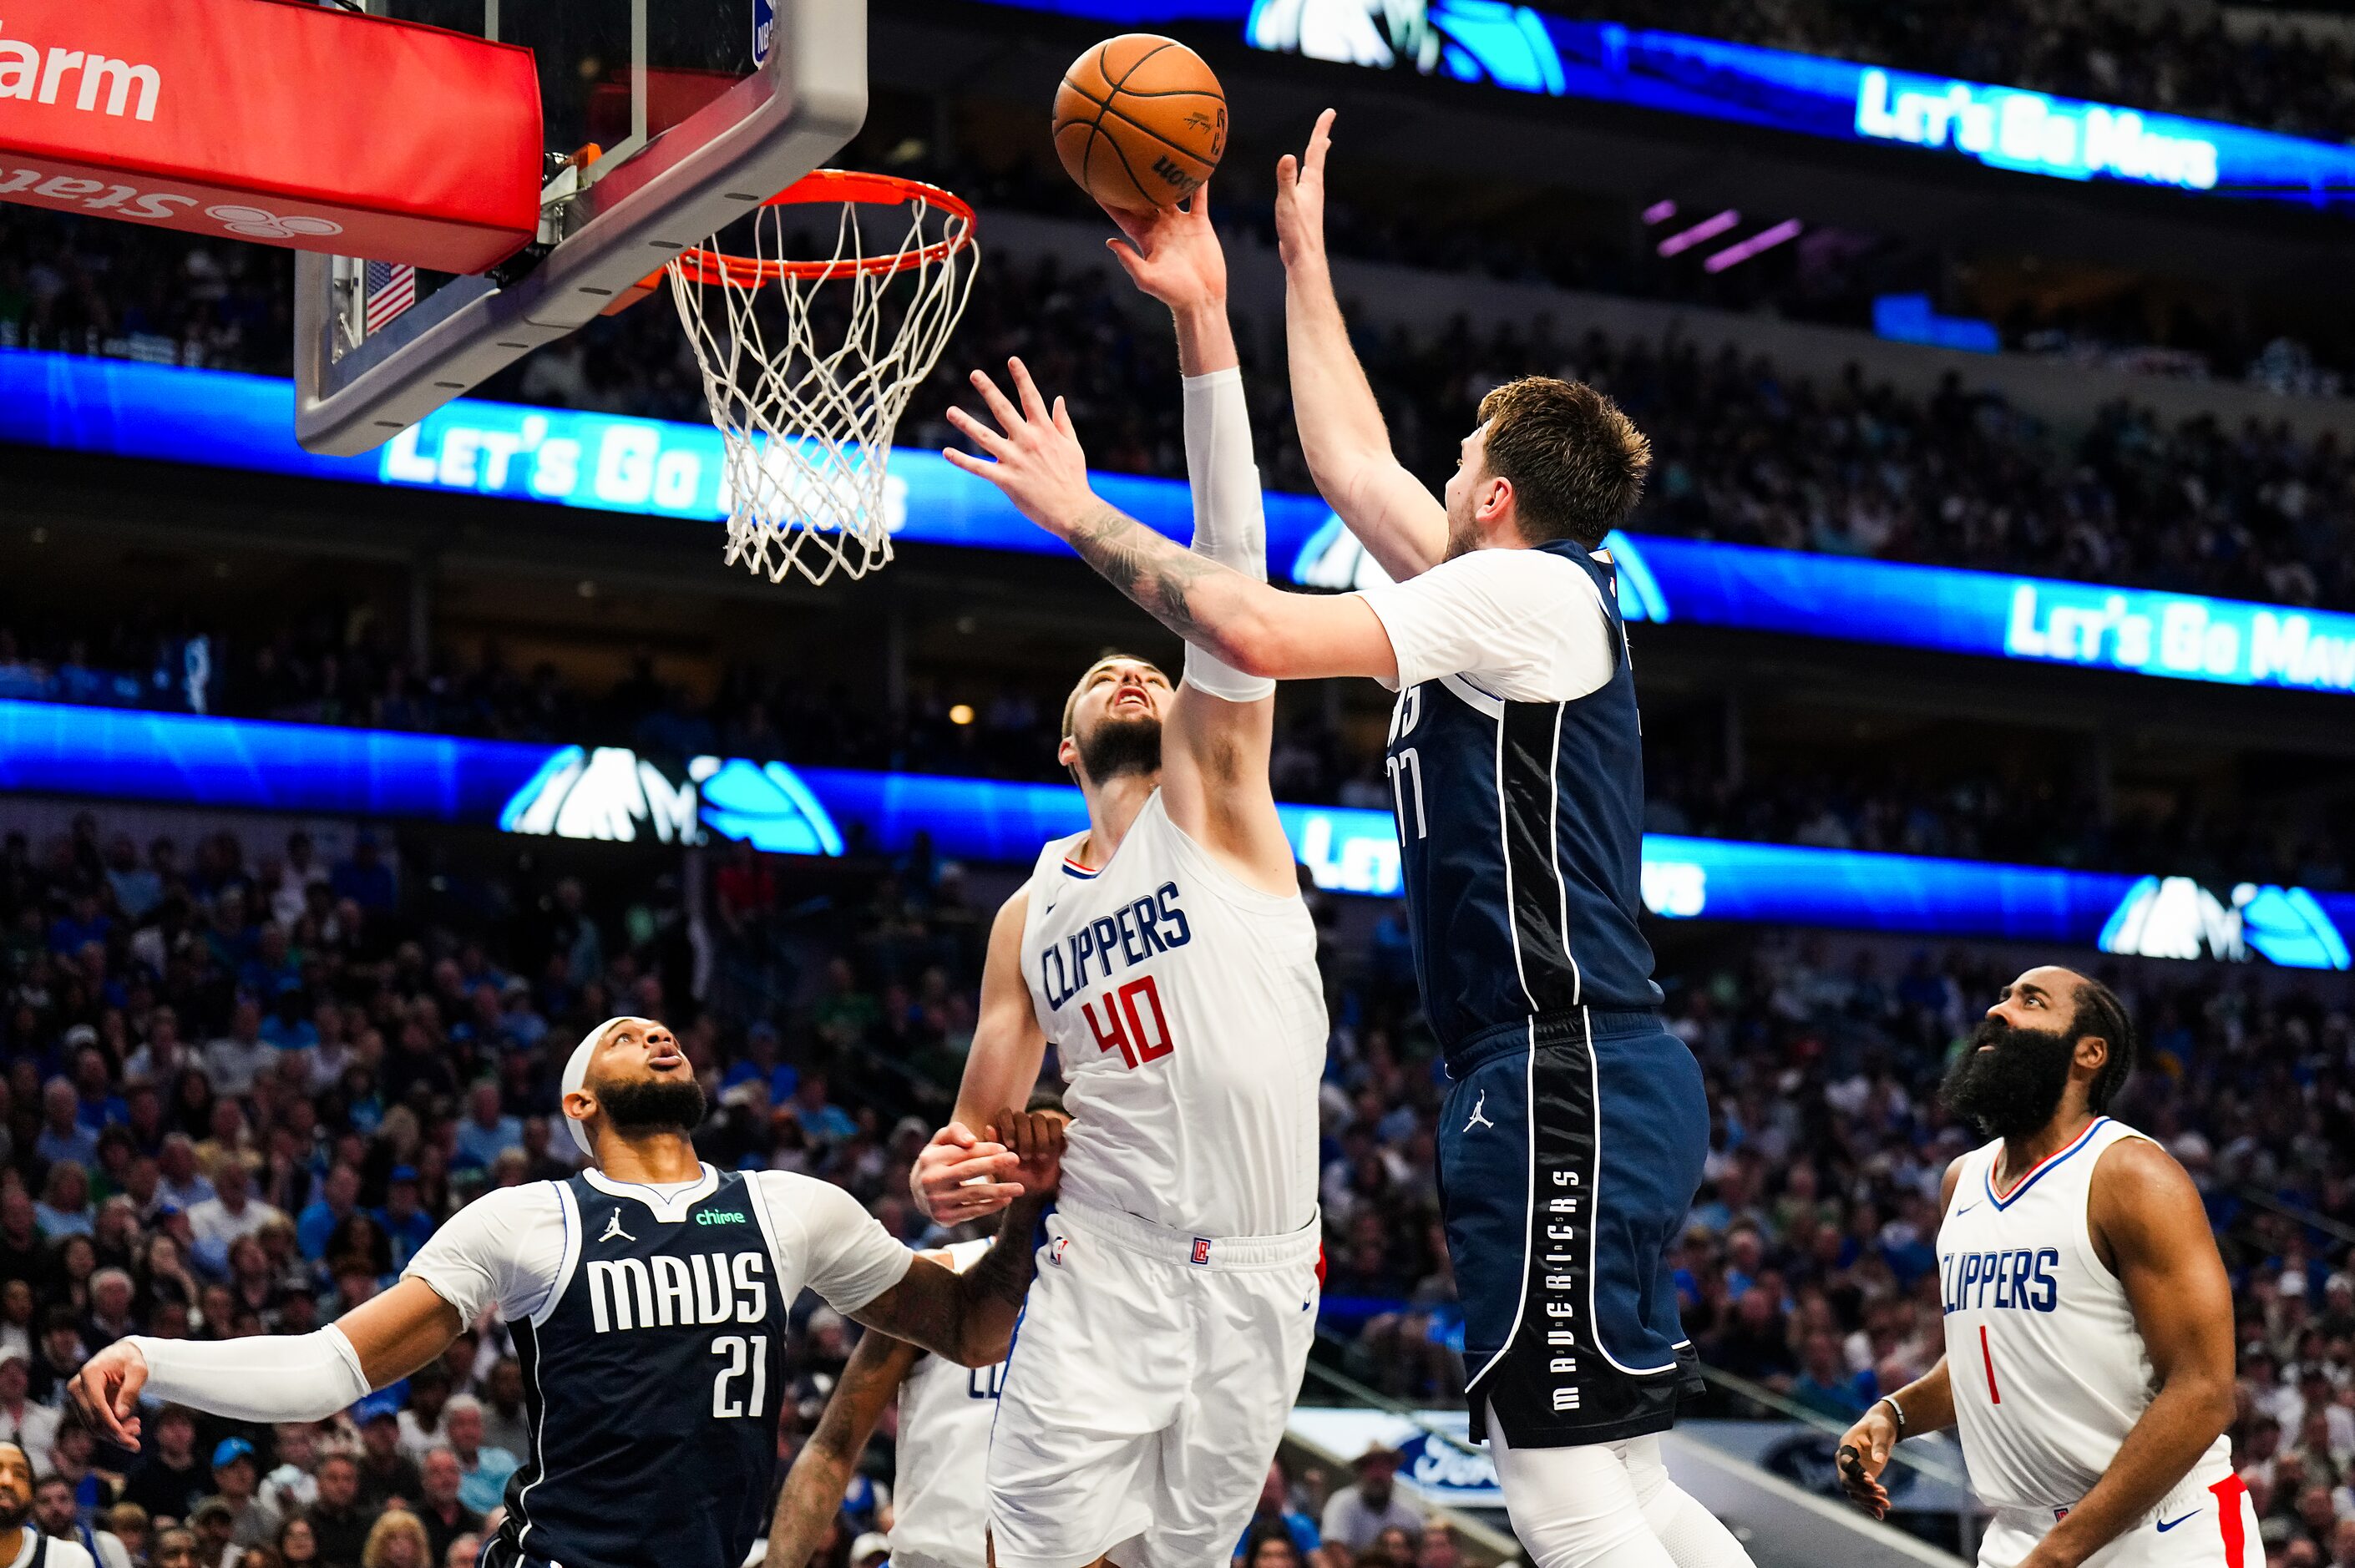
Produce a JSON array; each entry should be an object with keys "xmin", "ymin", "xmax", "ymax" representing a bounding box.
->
[
  {"xmin": 1191, "ymin": 1237, "xmax": 1213, "ymax": 1266},
  {"xmin": 1050, "ymin": 1237, "xmax": 1070, "ymax": 1267},
  {"xmin": 2053, "ymin": 1507, "xmax": 2070, "ymax": 1523}
]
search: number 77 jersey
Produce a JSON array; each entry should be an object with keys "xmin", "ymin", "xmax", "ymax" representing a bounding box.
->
[{"xmin": 1020, "ymin": 790, "xmax": 1327, "ymax": 1239}]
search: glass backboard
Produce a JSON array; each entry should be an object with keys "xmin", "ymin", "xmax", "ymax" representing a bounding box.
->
[{"xmin": 293, "ymin": 0, "xmax": 864, "ymax": 456}]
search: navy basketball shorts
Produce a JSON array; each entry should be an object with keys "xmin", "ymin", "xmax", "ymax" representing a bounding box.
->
[{"xmin": 1436, "ymin": 1007, "xmax": 1709, "ymax": 1448}]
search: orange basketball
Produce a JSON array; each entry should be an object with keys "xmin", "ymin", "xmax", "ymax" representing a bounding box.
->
[{"xmin": 1052, "ymin": 34, "xmax": 1227, "ymax": 213}]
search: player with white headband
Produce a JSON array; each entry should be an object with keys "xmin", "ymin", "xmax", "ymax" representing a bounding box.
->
[{"xmin": 70, "ymin": 1016, "xmax": 1063, "ymax": 1568}]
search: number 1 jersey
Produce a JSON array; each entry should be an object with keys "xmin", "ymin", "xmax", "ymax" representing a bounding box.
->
[{"xmin": 1020, "ymin": 790, "xmax": 1325, "ymax": 1238}]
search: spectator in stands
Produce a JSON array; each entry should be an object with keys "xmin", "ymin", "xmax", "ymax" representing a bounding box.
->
[
  {"xmin": 436, "ymin": 1399, "xmax": 515, "ymax": 1519},
  {"xmin": 1319, "ymin": 1447, "xmax": 1422, "ymax": 1555},
  {"xmin": 474, "ymin": 1364, "xmax": 529, "ymax": 1466},
  {"xmin": 186, "ymin": 1161, "xmax": 282, "ymax": 1277},
  {"xmin": 408, "ymin": 1452, "xmax": 479, "ymax": 1568},
  {"xmin": 209, "ymin": 1439, "xmax": 279, "ymax": 1549},
  {"xmin": 203, "ymin": 1003, "xmax": 271, "ymax": 1100},
  {"xmin": 120, "ymin": 1405, "xmax": 208, "ymax": 1525},
  {"xmin": 37, "ymin": 1079, "xmax": 100, "ymax": 1171},
  {"xmin": 353, "ymin": 1411, "xmax": 422, "ymax": 1513},
  {"xmin": 449, "ymin": 1086, "xmax": 521, "ymax": 1173},
  {"xmin": 359, "ymin": 1510, "xmax": 429, "ymax": 1568},
  {"xmin": 303, "ymin": 1455, "xmax": 370, "ymax": 1568},
  {"xmin": 1234, "ymin": 1461, "xmax": 1322, "ymax": 1567},
  {"xmin": 372, "ymin": 1170, "xmax": 434, "ymax": 1273},
  {"xmin": 0, "ymin": 1351, "xmax": 58, "ymax": 1459},
  {"xmin": 36, "ymin": 1471, "xmax": 129, "ymax": 1568}
]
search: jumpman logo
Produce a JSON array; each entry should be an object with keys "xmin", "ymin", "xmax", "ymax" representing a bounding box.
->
[
  {"xmin": 1465, "ymin": 1092, "xmax": 1496, "ymax": 1133},
  {"xmin": 599, "ymin": 1211, "xmax": 636, "ymax": 1244}
]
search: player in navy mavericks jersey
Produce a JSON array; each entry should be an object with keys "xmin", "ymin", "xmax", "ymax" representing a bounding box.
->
[
  {"xmin": 69, "ymin": 1018, "xmax": 1063, "ymax": 1568},
  {"xmin": 1839, "ymin": 969, "xmax": 2250, "ymax": 1568},
  {"xmin": 942, "ymin": 111, "xmax": 1748, "ymax": 1568}
]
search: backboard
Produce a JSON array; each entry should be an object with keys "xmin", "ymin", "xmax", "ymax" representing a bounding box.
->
[{"xmin": 293, "ymin": 0, "xmax": 865, "ymax": 457}]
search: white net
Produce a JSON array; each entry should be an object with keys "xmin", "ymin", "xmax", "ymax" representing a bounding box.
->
[{"xmin": 667, "ymin": 180, "xmax": 977, "ymax": 586}]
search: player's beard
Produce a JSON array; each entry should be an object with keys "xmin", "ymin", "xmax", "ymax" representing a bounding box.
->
[
  {"xmin": 1442, "ymin": 493, "xmax": 1482, "ymax": 560},
  {"xmin": 1940, "ymin": 1016, "xmax": 2077, "ymax": 1141},
  {"xmin": 0, "ymin": 1490, "xmax": 28, "ymax": 1533},
  {"xmin": 1077, "ymin": 712, "xmax": 1161, "ymax": 781},
  {"xmin": 597, "ymin": 1075, "xmax": 708, "ymax": 1139}
]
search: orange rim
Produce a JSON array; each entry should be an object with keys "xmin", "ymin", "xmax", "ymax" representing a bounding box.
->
[{"xmin": 670, "ymin": 169, "xmax": 977, "ymax": 286}]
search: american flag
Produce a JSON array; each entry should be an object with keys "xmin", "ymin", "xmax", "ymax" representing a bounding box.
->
[{"xmin": 363, "ymin": 260, "xmax": 418, "ymax": 335}]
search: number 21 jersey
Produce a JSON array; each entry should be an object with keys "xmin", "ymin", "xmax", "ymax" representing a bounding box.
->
[{"xmin": 1020, "ymin": 790, "xmax": 1325, "ymax": 1238}]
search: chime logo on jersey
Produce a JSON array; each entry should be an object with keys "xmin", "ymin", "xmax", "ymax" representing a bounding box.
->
[
  {"xmin": 585, "ymin": 1251, "xmax": 771, "ymax": 1332},
  {"xmin": 1940, "ymin": 1247, "xmax": 2061, "ymax": 1314},
  {"xmin": 1035, "ymin": 880, "xmax": 1193, "ymax": 1009}
]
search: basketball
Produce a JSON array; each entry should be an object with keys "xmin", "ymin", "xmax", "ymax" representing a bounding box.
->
[{"xmin": 1052, "ymin": 34, "xmax": 1228, "ymax": 213}]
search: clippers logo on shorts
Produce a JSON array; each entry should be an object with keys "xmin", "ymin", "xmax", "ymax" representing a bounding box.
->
[{"xmin": 1191, "ymin": 1237, "xmax": 1213, "ymax": 1266}]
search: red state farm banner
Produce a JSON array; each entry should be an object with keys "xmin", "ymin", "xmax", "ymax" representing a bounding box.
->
[{"xmin": 0, "ymin": 0, "xmax": 541, "ymax": 272}]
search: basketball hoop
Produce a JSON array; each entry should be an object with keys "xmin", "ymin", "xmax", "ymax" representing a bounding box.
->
[{"xmin": 667, "ymin": 170, "xmax": 979, "ymax": 586}]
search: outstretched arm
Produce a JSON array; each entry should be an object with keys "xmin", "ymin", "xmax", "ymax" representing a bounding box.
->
[
  {"xmin": 1100, "ymin": 190, "xmax": 1294, "ymax": 895},
  {"xmin": 911, "ymin": 890, "xmax": 1047, "ymax": 1226},
  {"xmin": 762, "ymin": 1284, "xmax": 929, "ymax": 1568},
  {"xmin": 857, "ymin": 1113, "xmax": 1063, "ymax": 1367},
  {"xmin": 943, "ymin": 361, "xmax": 1398, "ymax": 684},
  {"xmin": 70, "ymin": 1277, "xmax": 458, "ymax": 1446},
  {"xmin": 2016, "ymin": 1140, "xmax": 2237, "ymax": 1568},
  {"xmin": 1274, "ymin": 109, "xmax": 1448, "ymax": 580}
]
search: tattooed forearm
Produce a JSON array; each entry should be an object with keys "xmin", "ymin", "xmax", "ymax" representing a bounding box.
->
[{"xmin": 1066, "ymin": 504, "xmax": 1243, "ymax": 652}]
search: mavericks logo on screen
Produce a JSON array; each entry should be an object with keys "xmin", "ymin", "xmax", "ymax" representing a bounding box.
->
[{"xmin": 500, "ymin": 746, "xmax": 844, "ymax": 857}]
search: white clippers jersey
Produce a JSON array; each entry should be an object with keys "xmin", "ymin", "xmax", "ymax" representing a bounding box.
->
[
  {"xmin": 1938, "ymin": 1117, "xmax": 2232, "ymax": 1512},
  {"xmin": 1020, "ymin": 790, "xmax": 1324, "ymax": 1237},
  {"xmin": 889, "ymin": 1240, "xmax": 999, "ymax": 1568}
]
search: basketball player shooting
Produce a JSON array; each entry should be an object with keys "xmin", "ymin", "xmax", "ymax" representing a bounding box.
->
[
  {"xmin": 943, "ymin": 114, "xmax": 1751, "ymax": 1568},
  {"xmin": 67, "ymin": 1018, "xmax": 1064, "ymax": 1568},
  {"xmin": 1836, "ymin": 968, "xmax": 2250, "ymax": 1568},
  {"xmin": 910, "ymin": 185, "xmax": 1329, "ymax": 1568}
]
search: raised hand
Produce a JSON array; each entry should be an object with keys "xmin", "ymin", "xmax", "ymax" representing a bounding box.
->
[
  {"xmin": 1101, "ymin": 185, "xmax": 1228, "ymax": 314},
  {"xmin": 909, "ymin": 1121, "xmax": 1023, "ymax": 1225},
  {"xmin": 1274, "ymin": 109, "xmax": 1337, "ymax": 272},
  {"xmin": 943, "ymin": 359, "xmax": 1100, "ymax": 536}
]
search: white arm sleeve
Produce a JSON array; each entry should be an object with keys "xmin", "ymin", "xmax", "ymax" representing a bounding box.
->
[
  {"xmin": 1180, "ymin": 367, "xmax": 1277, "ymax": 704},
  {"xmin": 129, "ymin": 1327, "xmax": 372, "ymax": 1422}
]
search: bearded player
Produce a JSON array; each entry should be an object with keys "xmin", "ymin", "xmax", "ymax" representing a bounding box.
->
[
  {"xmin": 909, "ymin": 188, "xmax": 1325, "ymax": 1568},
  {"xmin": 70, "ymin": 1019, "xmax": 1063, "ymax": 1568},
  {"xmin": 1838, "ymin": 968, "xmax": 2250, "ymax": 1568}
]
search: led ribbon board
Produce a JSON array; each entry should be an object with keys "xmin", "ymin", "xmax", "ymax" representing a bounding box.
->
[
  {"xmin": 1, "ymin": 700, "xmax": 2347, "ymax": 969},
  {"xmin": 7, "ymin": 352, "xmax": 2352, "ymax": 701},
  {"xmin": 927, "ymin": 0, "xmax": 2355, "ymax": 207}
]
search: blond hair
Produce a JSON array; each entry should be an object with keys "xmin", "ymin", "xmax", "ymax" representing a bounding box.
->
[{"xmin": 361, "ymin": 1510, "xmax": 431, "ymax": 1568}]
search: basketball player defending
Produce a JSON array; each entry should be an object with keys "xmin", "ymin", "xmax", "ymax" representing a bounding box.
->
[
  {"xmin": 67, "ymin": 1018, "xmax": 1063, "ymax": 1568},
  {"xmin": 914, "ymin": 188, "xmax": 1327, "ymax": 1568},
  {"xmin": 941, "ymin": 120, "xmax": 1750, "ymax": 1568},
  {"xmin": 1837, "ymin": 968, "xmax": 2249, "ymax": 1568},
  {"xmin": 762, "ymin": 1235, "xmax": 1004, "ymax": 1568}
]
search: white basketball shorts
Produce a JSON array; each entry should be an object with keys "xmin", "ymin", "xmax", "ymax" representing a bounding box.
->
[
  {"xmin": 985, "ymin": 1198, "xmax": 1320, "ymax": 1568},
  {"xmin": 1978, "ymin": 1470, "xmax": 2259, "ymax": 1568}
]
